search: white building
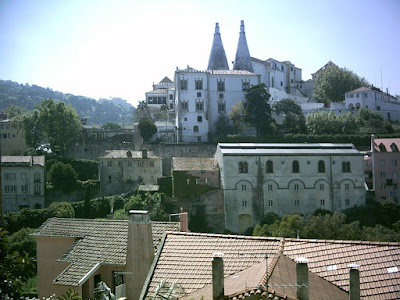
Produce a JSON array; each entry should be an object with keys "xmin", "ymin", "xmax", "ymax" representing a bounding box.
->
[
  {"xmin": 215, "ymin": 143, "xmax": 366, "ymax": 233},
  {"xmin": 1, "ymin": 156, "xmax": 45, "ymax": 213},
  {"xmin": 345, "ymin": 86, "xmax": 400, "ymax": 122}
]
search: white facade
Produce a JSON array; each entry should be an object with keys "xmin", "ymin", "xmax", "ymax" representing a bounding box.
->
[
  {"xmin": 1, "ymin": 156, "xmax": 45, "ymax": 213},
  {"xmin": 345, "ymin": 87, "xmax": 400, "ymax": 121},
  {"xmin": 175, "ymin": 67, "xmax": 260, "ymax": 142},
  {"xmin": 215, "ymin": 143, "xmax": 366, "ymax": 233}
]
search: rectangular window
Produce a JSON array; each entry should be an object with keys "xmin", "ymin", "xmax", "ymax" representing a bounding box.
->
[
  {"xmin": 393, "ymin": 160, "xmax": 398, "ymax": 167},
  {"xmin": 150, "ymin": 161, "xmax": 154, "ymax": 167},
  {"xmin": 379, "ymin": 160, "xmax": 385, "ymax": 167},
  {"xmin": 169, "ymin": 94, "xmax": 173, "ymax": 100},
  {"xmin": 242, "ymin": 81, "xmax": 250, "ymax": 91},
  {"xmin": 137, "ymin": 161, "xmax": 142, "ymax": 167},
  {"xmin": 218, "ymin": 102, "xmax": 226, "ymax": 113},
  {"xmin": 186, "ymin": 179, "xmax": 190, "ymax": 185},
  {"xmin": 34, "ymin": 184, "xmax": 40, "ymax": 195},
  {"xmin": 182, "ymin": 101, "xmax": 188, "ymax": 110},
  {"xmin": 380, "ymin": 183, "xmax": 386, "ymax": 190},
  {"xmin": 380, "ymin": 171, "xmax": 386, "ymax": 179},
  {"xmin": 242, "ymin": 184, "xmax": 246, "ymax": 191},
  {"xmin": 108, "ymin": 176, "xmax": 112, "ymax": 183},
  {"xmin": 21, "ymin": 173, "xmax": 27, "ymax": 179},
  {"xmin": 242, "ymin": 200, "xmax": 247, "ymax": 207},
  {"xmin": 21, "ymin": 185, "xmax": 28, "ymax": 193},
  {"xmin": 268, "ymin": 200, "xmax": 273, "ymax": 207},
  {"xmin": 181, "ymin": 79, "xmax": 187, "ymax": 90},
  {"xmin": 170, "ymin": 103, "xmax": 174, "ymax": 109},
  {"xmin": 320, "ymin": 199, "xmax": 325, "ymax": 206},
  {"xmin": 217, "ymin": 80, "xmax": 225, "ymax": 91},
  {"xmin": 128, "ymin": 161, "xmax": 132, "ymax": 167},
  {"xmin": 5, "ymin": 173, "xmax": 16, "ymax": 180},
  {"xmin": 345, "ymin": 183, "xmax": 350, "ymax": 190},
  {"xmin": 393, "ymin": 172, "xmax": 398, "ymax": 179},
  {"xmin": 118, "ymin": 161, "xmax": 123, "ymax": 167},
  {"xmin": 196, "ymin": 101, "xmax": 204, "ymax": 111},
  {"xmin": 294, "ymin": 184, "xmax": 299, "ymax": 191},
  {"xmin": 394, "ymin": 183, "xmax": 398, "ymax": 190},
  {"xmin": 363, "ymin": 93, "xmax": 368, "ymax": 97},
  {"xmin": 205, "ymin": 177, "xmax": 210, "ymax": 185},
  {"xmin": 294, "ymin": 199, "xmax": 300, "ymax": 206},
  {"xmin": 268, "ymin": 184, "xmax": 273, "ymax": 191},
  {"xmin": 195, "ymin": 178, "xmax": 200, "ymax": 184},
  {"xmin": 195, "ymin": 79, "xmax": 203, "ymax": 90},
  {"xmin": 345, "ymin": 199, "xmax": 350, "ymax": 206},
  {"xmin": 342, "ymin": 161, "xmax": 351, "ymax": 173},
  {"xmin": 320, "ymin": 184, "xmax": 324, "ymax": 190}
]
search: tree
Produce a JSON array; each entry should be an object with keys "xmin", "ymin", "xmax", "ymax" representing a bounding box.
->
[
  {"xmin": 13, "ymin": 109, "xmax": 43, "ymax": 149},
  {"xmin": 124, "ymin": 193, "xmax": 169, "ymax": 221},
  {"xmin": 243, "ymin": 84, "xmax": 274, "ymax": 136},
  {"xmin": 3, "ymin": 104, "xmax": 28, "ymax": 118},
  {"xmin": 313, "ymin": 66, "xmax": 369, "ymax": 106},
  {"xmin": 273, "ymin": 98, "xmax": 302, "ymax": 116},
  {"xmin": 356, "ymin": 106, "xmax": 386, "ymax": 134},
  {"xmin": 47, "ymin": 202, "xmax": 75, "ymax": 218},
  {"xmin": 228, "ymin": 101, "xmax": 246, "ymax": 134},
  {"xmin": 101, "ymin": 122, "xmax": 122, "ymax": 130},
  {"xmin": 138, "ymin": 117, "xmax": 157, "ymax": 142},
  {"xmin": 49, "ymin": 162, "xmax": 78, "ymax": 193},
  {"xmin": 213, "ymin": 113, "xmax": 233, "ymax": 138},
  {"xmin": 8, "ymin": 228, "xmax": 36, "ymax": 258}
]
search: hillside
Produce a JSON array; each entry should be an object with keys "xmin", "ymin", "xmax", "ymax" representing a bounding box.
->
[{"xmin": 0, "ymin": 79, "xmax": 136, "ymax": 125}]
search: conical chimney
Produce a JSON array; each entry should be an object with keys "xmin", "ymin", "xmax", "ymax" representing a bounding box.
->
[
  {"xmin": 207, "ymin": 23, "xmax": 229, "ymax": 70},
  {"xmin": 233, "ymin": 20, "xmax": 254, "ymax": 73}
]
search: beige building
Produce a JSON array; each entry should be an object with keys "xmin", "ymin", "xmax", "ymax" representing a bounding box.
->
[
  {"xmin": 0, "ymin": 118, "xmax": 27, "ymax": 155},
  {"xmin": 32, "ymin": 212, "xmax": 183, "ymax": 299},
  {"xmin": 1, "ymin": 155, "xmax": 45, "ymax": 213},
  {"xmin": 99, "ymin": 149, "xmax": 162, "ymax": 196},
  {"xmin": 215, "ymin": 143, "xmax": 366, "ymax": 233}
]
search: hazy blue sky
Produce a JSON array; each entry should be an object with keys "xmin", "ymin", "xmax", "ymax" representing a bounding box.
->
[{"xmin": 1, "ymin": 0, "xmax": 399, "ymax": 106}]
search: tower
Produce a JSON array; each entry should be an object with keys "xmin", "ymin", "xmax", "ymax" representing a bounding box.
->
[
  {"xmin": 207, "ymin": 23, "xmax": 229, "ymax": 70},
  {"xmin": 233, "ymin": 20, "xmax": 254, "ymax": 73}
]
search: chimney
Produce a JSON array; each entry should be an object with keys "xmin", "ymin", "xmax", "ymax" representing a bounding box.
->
[
  {"xmin": 179, "ymin": 209, "xmax": 189, "ymax": 232},
  {"xmin": 348, "ymin": 264, "xmax": 360, "ymax": 300},
  {"xmin": 142, "ymin": 149, "xmax": 147, "ymax": 159},
  {"xmin": 295, "ymin": 257, "xmax": 309, "ymax": 300},
  {"xmin": 212, "ymin": 252, "xmax": 224, "ymax": 300},
  {"xmin": 125, "ymin": 210, "xmax": 154, "ymax": 300}
]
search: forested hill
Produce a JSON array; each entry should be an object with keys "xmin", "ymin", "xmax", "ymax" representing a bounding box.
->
[{"xmin": 0, "ymin": 79, "xmax": 136, "ymax": 125}]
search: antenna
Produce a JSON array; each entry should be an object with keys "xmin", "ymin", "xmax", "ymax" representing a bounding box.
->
[{"xmin": 380, "ymin": 66, "xmax": 383, "ymax": 91}]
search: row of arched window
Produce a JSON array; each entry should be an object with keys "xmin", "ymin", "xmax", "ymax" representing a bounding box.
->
[{"xmin": 239, "ymin": 160, "xmax": 351, "ymax": 174}]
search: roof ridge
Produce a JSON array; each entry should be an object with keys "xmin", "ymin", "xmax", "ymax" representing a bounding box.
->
[
  {"xmin": 166, "ymin": 231, "xmax": 283, "ymax": 241},
  {"xmin": 259, "ymin": 238, "xmax": 286, "ymax": 287}
]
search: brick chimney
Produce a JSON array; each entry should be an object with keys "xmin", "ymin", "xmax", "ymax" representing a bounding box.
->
[
  {"xmin": 349, "ymin": 264, "xmax": 360, "ymax": 300},
  {"xmin": 295, "ymin": 257, "xmax": 309, "ymax": 300},
  {"xmin": 125, "ymin": 210, "xmax": 154, "ymax": 300},
  {"xmin": 179, "ymin": 209, "xmax": 189, "ymax": 232},
  {"xmin": 212, "ymin": 252, "xmax": 224, "ymax": 300}
]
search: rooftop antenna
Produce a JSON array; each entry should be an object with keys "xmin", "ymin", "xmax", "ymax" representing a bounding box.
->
[{"xmin": 380, "ymin": 66, "xmax": 383, "ymax": 91}]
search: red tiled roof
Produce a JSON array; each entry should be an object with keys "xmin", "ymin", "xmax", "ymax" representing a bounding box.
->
[
  {"xmin": 141, "ymin": 232, "xmax": 400, "ymax": 300},
  {"xmin": 373, "ymin": 138, "xmax": 400, "ymax": 153},
  {"xmin": 346, "ymin": 87, "xmax": 372, "ymax": 94}
]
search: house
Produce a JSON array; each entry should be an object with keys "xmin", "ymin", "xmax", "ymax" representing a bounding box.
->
[
  {"xmin": 99, "ymin": 149, "xmax": 162, "ymax": 196},
  {"xmin": 345, "ymin": 86, "xmax": 400, "ymax": 122},
  {"xmin": 0, "ymin": 117, "xmax": 27, "ymax": 155},
  {"xmin": 215, "ymin": 143, "xmax": 366, "ymax": 233},
  {"xmin": 32, "ymin": 211, "xmax": 185, "ymax": 299},
  {"xmin": 139, "ymin": 231, "xmax": 400, "ymax": 299},
  {"xmin": 365, "ymin": 136, "xmax": 400, "ymax": 203},
  {"xmin": 1, "ymin": 155, "xmax": 45, "ymax": 213}
]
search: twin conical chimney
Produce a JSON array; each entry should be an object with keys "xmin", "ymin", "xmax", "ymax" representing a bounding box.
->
[
  {"xmin": 207, "ymin": 23, "xmax": 229, "ymax": 70},
  {"xmin": 233, "ymin": 20, "xmax": 253, "ymax": 72}
]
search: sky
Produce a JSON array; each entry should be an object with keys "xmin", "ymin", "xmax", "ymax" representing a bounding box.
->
[{"xmin": 0, "ymin": 0, "xmax": 399, "ymax": 107}]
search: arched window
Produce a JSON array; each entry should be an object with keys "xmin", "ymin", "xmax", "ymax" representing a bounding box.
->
[
  {"xmin": 266, "ymin": 160, "xmax": 273, "ymax": 173},
  {"xmin": 292, "ymin": 160, "xmax": 300, "ymax": 173},
  {"xmin": 356, "ymin": 103, "xmax": 361, "ymax": 110},
  {"xmin": 193, "ymin": 126, "xmax": 199, "ymax": 133},
  {"xmin": 239, "ymin": 161, "xmax": 248, "ymax": 173},
  {"xmin": 318, "ymin": 160, "xmax": 325, "ymax": 173},
  {"xmin": 197, "ymin": 116, "xmax": 202, "ymax": 122}
]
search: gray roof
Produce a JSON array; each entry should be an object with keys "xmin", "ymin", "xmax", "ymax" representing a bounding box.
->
[
  {"xmin": 207, "ymin": 23, "xmax": 229, "ymax": 70},
  {"xmin": 32, "ymin": 218, "xmax": 180, "ymax": 286},
  {"xmin": 100, "ymin": 150, "xmax": 160, "ymax": 159},
  {"xmin": 233, "ymin": 21, "xmax": 254, "ymax": 73},
  {"xmin": 1, "ymin": 155, "xmax": 45, "ymax": 166},
  {"xmin": 172, "ymin": 157, "xmax": 218, "ymax": 171},
  {"xmin": 209, "ymin": 70, "xmax": 255, "ymax": 75}
]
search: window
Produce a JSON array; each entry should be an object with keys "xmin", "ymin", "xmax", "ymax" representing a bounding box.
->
[
  {"xmin": 318, "ymin": 160, "xmax": 325, "ymax": 173},
  {"xmin": 195, "ymin": 79, "xmax": 203, "ymax": 90},
  {"xmin": 197, "ymin": 116, "xmax": 203, "ymax": 122},
  {"xmin": 242, "ymin": 81, "xmax": 250, "ymax": 91},
  {"xmin": 128, "ymin": 161, "xmax": 132, "ymax": 167},
  {"xmin": 137, "ymin": 161, "xmax": 143, "ymax": 167},
  {"xmin": 392, "ymin": 160, "xmax": 398, "ymax": 166},
  {"xmin": 394, "ymin": 172, "xmax": 398, "ymax": 179},
  {"xmin": 196, "ymin": 101, "xmax": 204, "ymax": 111},
  {"xmin": 320, "ymin": 184, "xmax": 324, "ymax": 190},
  {"xmin": 320, "ymin": 199, "xmax": 325, "ymax": 206},
  {"xmin": 342, "ymin": 161, "xmax": 351, "ymax": 172},
  {"xmin": 345, "ymin": 183, "xmax": 350, "ymax": 190},
  {"xmin": 271, "ymin": 77, "xmax": 274, "ymax": 87},
  {"xmin": 5, "ymin": 173, "xmax": 16, "ymax": 180},
  {"xmin": 280, "ymin": 81, "xmax": 283, "ymax": 86},
  {"xmin": 218, "ymin": 102, "xmax": 226, "ymax": 113},
  {"xmin": 291, "ymin": 79, "xmax": 293, "ymax": 84},
  {"xmin": 391, "ymin": 143, "xmax": 399, "ymax": 152},
  {"xmin": 5, "ymin": 185, "xmax": 17, "ymax": 193},
  {"xmin": 394, "ymin": 184, "xmax": 398, "ymax": 190},
  {"xmin": 181, "ymin": 79, "xmax": 187, "ymax": 90},
  {"xmin": 34, "ymin": 172, "xmax": 40, "ymax": 182},
  {"xmin": 107, "ymin": 161, "xmax": 112, "ymax": 167},
  {"xmin": 377, "ymin": 106, "xmax": 381, "ymax": 111},
  {"xmin": 118, "ymin": 161, "xmax": 122, "ymax": 167},
  {"xmin": 281, "ymin": 65, "xmax": 284, "ymax": 71},
  {"xmin": 169, "ymin": 94, "xmax": 173, "ymax": 100},
  {"xmin": 266, "ymin": 160, "xmax": 273, "ymax": 173},
  {"xmin": 108, "ymin": 176, "xmax": 112, "ymax": 183},
  {"xmin": 292, "ymin": 160, "xmax": 300, "ymax": 173},
  {"xmin": 34, "ymin": 184, "xmax": 40, "ymax": 195},
  {"xmin": 268, "ymin": 200, "xmax": 273, "ymax": 207},
  {"xmin": 242, "ymin": 200, "xmax": 247, "ymax": 207},
  {"xmin": 345, "ymin": 199, "xmax": 350, "ymax": 206},
  {"xmin": 379, "ymin": 159, "xmax": 385, "ymax": 167},
  {"xmin": 239, "ymin": 162, "xmax": 248, "ymax": 173},
  {"xmin": 363, "ymin": 93, "xmax": 368, "ymax": 98},
  {"xmin": 217, "ymin": 79, "xmax": 225, "ymax": 91},
  {"xmin": 356, "ymin": 93, "xmax": 359, "ymax": 98},
  {"xmin": 380, "ymin": 183, "xmax": 386, "ymax": 190},
  {"xmin": 193, "ymin": 126, "xmax": 199, "ymax": 133},
  {"xmin": 150, "ymin": 161, "xmax": 154, "ymax": 167},
  {"xmin": 170, "ymin": 103, "xmax": 174, "ymax": 109},
  {"xmin": 268, "ymin": 184, "xmax": 273, "ymax": 191},
  {"xmin": 380, "ymin": 171, "xmax": 386, "ymax": 178},
  {"xmin": 186, "ymin": 179, "xmax": 190, "ymax": 185},
  {"xmin": 294, "ymin": 199, "xmax": 300, "ymax": 206},
  {"xmin": 242, "ymin": 184, "xmax": 247, "ymax": 191},
  {"xmin": 181, "ymin": 101, "xmax": 188, "ymax": 110},
  {"xmin": 219, "ymin": 93, "xmax": 224, "ymax": 99},
  {"xmin": 196, "ymin": 178, "xmax": 200, "ymax": 184},
  {"xmin": 21, "ymin": 185, "xmax": 27, "ymax": 193},
  {"xmin": 294, "ymin": 184, "xmax": 299, "ymax": 191},
  {"xmin": 205, "ymin": 177, "xmax": 210, "ymax": 185},
  {"xmin": 21, "ymin": 173, "xmax": 27, "ymax": 179}
]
